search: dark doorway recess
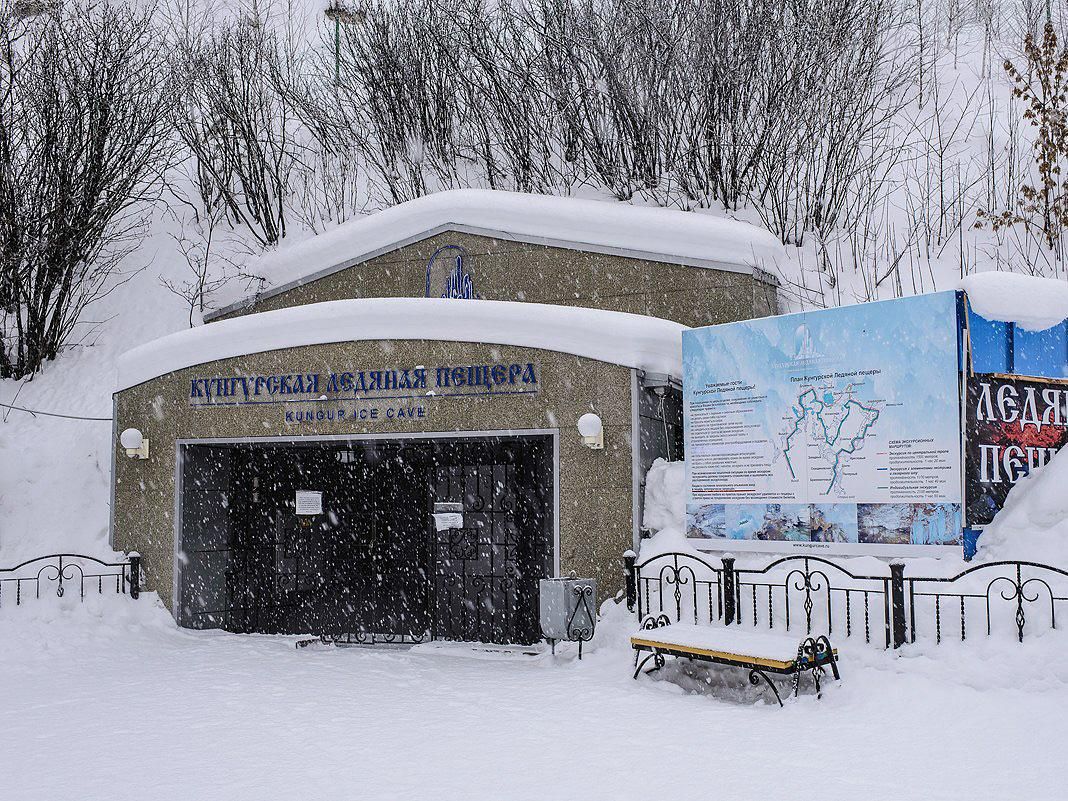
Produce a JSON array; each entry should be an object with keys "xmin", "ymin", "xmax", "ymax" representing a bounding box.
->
[{"xmin": 178, "ymin": 435, "xmax": 554, "ymax": 645}]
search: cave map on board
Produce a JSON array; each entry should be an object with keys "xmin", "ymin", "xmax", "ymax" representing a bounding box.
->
[{"xmin": 682, "ymin": 291, "xmax": 964, "ymax": 555}]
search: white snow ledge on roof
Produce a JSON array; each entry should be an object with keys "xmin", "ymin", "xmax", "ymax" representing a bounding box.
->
[
  {"xmin": 960, "ymin": 272, "xmax": 1068, "ymax": 331},
  {"xmin": 211, "ymin": 189, "xmax": 787, "ymax": 312},
  {"xmin": 116, "ymin": 298, "xmax": 688, "ymax": 391}
]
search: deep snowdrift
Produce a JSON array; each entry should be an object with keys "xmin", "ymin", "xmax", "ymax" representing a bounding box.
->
[
  {"xmin": 641, "ymin": 458, "xmax": 686, "ymax": 533},
  {"xmin": 976, "ymin": 446, "xmax": 1068, "ymax": 565}
]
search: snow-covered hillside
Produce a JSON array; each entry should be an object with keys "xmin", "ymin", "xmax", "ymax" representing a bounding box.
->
[
  {"xmin": 0, "ymin": 214, "xmax": 190, "ymax": 560},
  {"xmin": 5, "ymin": 0, "xmax": 1068, "ymax": 562}
]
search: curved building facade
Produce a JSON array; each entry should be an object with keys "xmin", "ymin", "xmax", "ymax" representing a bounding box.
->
[{"xmin": 110, "ymin": 190, "xmax": 781, "ymax": 645}]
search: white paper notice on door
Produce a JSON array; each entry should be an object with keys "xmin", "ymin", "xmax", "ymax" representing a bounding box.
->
[
  {"xmin": 295, "ymin": 490, "xmax": 323, "ymax": 516},
  {"xmin": 432, "ymin": 512, "xmax": 464, "ymax": 531}
]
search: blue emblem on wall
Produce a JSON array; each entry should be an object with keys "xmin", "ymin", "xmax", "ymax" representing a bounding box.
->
[{"xmin": 425, "ymin": 244, "xmax": 477, "ymax": 299}]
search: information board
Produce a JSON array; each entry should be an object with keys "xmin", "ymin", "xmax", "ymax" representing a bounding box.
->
[{"xmin": 683, "ymin": 292, "xmax": 964, "ymax": 555}]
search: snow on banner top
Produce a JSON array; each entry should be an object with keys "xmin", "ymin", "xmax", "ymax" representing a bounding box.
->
[
  {"xmin": 960, "ymin": 272, "xmax": 1068, "ymax": 331},
  {"xmin": 115, "ymin": 297, "xmax": 687, "ymax": 391},
  {"xmin": 211, "ymin": 189, "xmax": 787, "ymax": 312}
]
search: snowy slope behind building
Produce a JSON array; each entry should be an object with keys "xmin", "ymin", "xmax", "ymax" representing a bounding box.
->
[{"xmin": 5, "ymin": 0, "xmax": 1068, "ymax": 560}]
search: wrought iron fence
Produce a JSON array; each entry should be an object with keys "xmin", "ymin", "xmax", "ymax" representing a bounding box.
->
[
  {"xmin": 906, "ymin": 561, "xmax": 1068, "ymax": 644},
  {"xmin": 0, "ymin": 552, "xmax": 141, "ymax": 608},
  {"xmin": 731, "ymin": 556, "xmax": 892, "ymax": 647},
  {"xmin": 631, "ymin": 550, "xmax": 724, "ymax": 626},
  {"xmin": 625, "ymin": 551, "xmax": 1068, "ymax": 649}
]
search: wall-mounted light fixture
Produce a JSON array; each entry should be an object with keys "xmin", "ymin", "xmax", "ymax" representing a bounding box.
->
[
  {"xmin": 577, "ymin": 413, "xmax": 603, "ymax": 450},
  {"xmin": 120, "ymin": 428, "xmax": 149, "ymax": 460}
]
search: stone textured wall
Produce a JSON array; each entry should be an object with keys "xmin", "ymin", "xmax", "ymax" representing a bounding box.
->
[
  {"xmin": 113, "ymin": 340, "xmax": 635, "ymax": 616},
  {"xmin": 116, "ymin": 229, "xmax": 781, "ymax": 636},
  {"xmin": 215, "ymin": 230, "xmax": 779, "ymax": 327}
]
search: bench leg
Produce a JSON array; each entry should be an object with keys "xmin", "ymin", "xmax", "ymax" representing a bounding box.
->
[
  {"xmin": 794, "ymin": 636, "xmax": 841, "ymax": 700},
  {"xmin": 816, "ymin": 635, "xmax": 841, "ymax": 682},
  {"xmin": 633, "ymin": 651, "xmax": 666, "ymax": 680},
  {"xmin": 747, "ymin": 668, "xmax": 784, "ymax": 707}
]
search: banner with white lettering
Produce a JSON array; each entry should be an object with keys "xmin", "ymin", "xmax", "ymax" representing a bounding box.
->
[{"xmin": 965, "ymin": 373, "xmax": 1068, "ymax": 526}]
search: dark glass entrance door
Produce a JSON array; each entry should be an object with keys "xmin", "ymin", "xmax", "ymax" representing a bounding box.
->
[
  {"xmin": 344, "ymin": 444, "xmax": 433, "ymax": 641},
  {"xmin": 221, "ymin": 443, "xmax": 433, "ymax": 641},
  {"xmin": 429, "ymin": 438, "xmax": 553, "ymax": 645},
  {"xmin": 178, "ymin": 435, "xmax": 553, "ymax": 645}
]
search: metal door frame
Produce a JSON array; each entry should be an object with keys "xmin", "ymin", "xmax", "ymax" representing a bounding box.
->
[{"xmin": 173, "ymin": 429, "xmax": 559, "ymax": 627}]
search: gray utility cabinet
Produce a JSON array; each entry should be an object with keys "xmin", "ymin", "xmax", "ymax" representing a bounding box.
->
[{"xmin": 539, "ymin": 577, "xmax": 597, "ymax": 656}]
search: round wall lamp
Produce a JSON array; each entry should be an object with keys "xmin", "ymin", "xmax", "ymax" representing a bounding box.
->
[
  {"xmin": 577, "ymin": 413, "xmax": 604, "ymax": 450},
  {"xmin": 120, "ymin": 428, "xmax": 150, "ymax": 460}
]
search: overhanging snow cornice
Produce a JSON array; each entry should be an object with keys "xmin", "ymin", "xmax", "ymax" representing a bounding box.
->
[
  {"xmin": 117, "ymin": 297, "xmax": 687, "ymax": 392},
  {"xmin": 204, "ymin": 189, "xmax": 786, "ymax": 321}
]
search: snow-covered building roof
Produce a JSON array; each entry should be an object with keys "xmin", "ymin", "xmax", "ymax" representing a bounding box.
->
[
  {"xmin": 208, "ymin": 189, "xmax": 786, "ymax": 316},
  {"xmin": 116, "ymin": 298, "xmax": 687, "ymax": 391},
  {"xmin": 960, "ymin": 272, "xmax": 1068, "ymax": 331}
]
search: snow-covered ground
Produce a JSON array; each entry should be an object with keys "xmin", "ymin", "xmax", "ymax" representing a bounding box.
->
[
  {"xmin": 3, "ymin": 2, "xmax": 1068, "ymax": 796},
  {"xmin": 2, "ymin": 593, "xmax": 1065, "ymax": 801}
]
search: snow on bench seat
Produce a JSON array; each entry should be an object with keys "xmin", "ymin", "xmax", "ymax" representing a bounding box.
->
[{"xmin": 631, "ymin": 623, "xmax": 835, "ymax": 671}]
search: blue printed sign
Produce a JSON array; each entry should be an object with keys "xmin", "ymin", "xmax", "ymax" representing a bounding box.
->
[
  {"xmin": 683, "ymin": 292, "xmax": 963, "ymax": 555},
  {"xmin": 188, "ymin": 362, "xmax": 539, "ymax": 408}
]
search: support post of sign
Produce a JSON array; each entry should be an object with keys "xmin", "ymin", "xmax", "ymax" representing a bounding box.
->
[
  {"xmin": 889, "ymin": 562, "xmax": 906, "ymax": 648},
  {"xmin": 722, "ymin": 555, "xmax": 736, "ymax": 625},
  {"xmin": 623, "ymin": 550, "xmax": 637, "ymax": 613}
]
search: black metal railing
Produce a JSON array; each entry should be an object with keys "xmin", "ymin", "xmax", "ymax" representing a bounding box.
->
[
  {"xmin": 628, "ymin": 549, "xmax": 724, "ymax": 626},
  {"xmin": 0, "ymin": 552, "xmax": 141, "ymax": 607},
  {"xmin": 731, "ymin": 555, "xmax": 893, "ymax": 648},
  {"xmin": 625, "ymin": 551, "xmax": 1068, "ymax": 649},
  {"xmin": 906, "ymin": 561, "xmax": 1068, "ymax": 644}
]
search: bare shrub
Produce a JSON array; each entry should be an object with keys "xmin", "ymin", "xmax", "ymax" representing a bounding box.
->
[
  {"xmin": 0, "ymin": 2, "xmax": 174, "ymax": 378},
  {"xmin": 171, "ymin": 10, "xmax": 307, "ymax": 247},
  {"xmin": 977, "ymin": 21, "xmax": 1068, "ymax": 262}
]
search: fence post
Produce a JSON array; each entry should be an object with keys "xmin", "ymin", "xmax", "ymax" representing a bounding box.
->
[
  {"xmin": 722, "ymin": 554, "xmax": 736, "ymax": 625},
  {"xmin": 889, "ymin": 561, "xmax": 906, "ymax": 648},
  {"xmin": 623, "ymin": 550, "xmax": 637, "ymax": 613},
  {"xmin": 129, "ymin": 552, "xmax": 141, "ymax": 600}
]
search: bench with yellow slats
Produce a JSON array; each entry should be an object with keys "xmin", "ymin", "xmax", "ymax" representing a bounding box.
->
[{"xmin": 631, "ymin": 617, "xmax": 841, "ymax": 706}]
